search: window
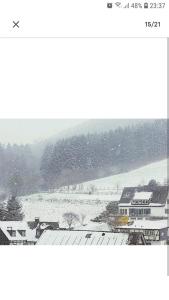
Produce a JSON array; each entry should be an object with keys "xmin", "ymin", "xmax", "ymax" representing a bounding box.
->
[
  {"xmin": 129, "ymin": 209, "xmax": 135, "ymax": 216},
  {"xmin": 144, "ymin": 230, "xmax": 156, "ymax": 236},
  {"xmin": 124, "ymin": 193, "xmax": 131, "ymax": 198},
  {"xmin": 9, "ymin": 230, "xmax": 16, "ymax": 237},
  {"xmin": 132, "ymin": 199, "xmax": 150, "ymax": 205},
  {"xmin": 10, "ymin": 240, "xmax": 24, "ymax": 245},
  {"xmin": 120, "ymin": 209, "xmax": 127, "ymax": 215},
  {"xmin": 85, "ymin": 233, "xmax": 92, "ymax": 239},
  {"xmin": 144, "ymin": 209, "xmax": 151, "ymax": 215},
  {"xmin": 129, "ymin": 208, "xmax": 151, "ymax": 216},
  {"xmin": 10, "ymin": 241, "xmax": 17, "ymax": 245},
  {"xmin": 19, "ymin": 230, "xmax": 26, "ymax": 237}
]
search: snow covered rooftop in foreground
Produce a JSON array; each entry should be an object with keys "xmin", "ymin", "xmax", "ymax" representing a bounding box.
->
[
  {"xmin": 118, "ymin": 220, "xmax": 168, "ymax": 230},
  {"xmin": 37, "ymin": 230, "xmax": 129, "ymax": 245}
]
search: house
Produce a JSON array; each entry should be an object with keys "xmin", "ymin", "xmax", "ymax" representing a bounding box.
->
[
  {"xmin": 28, "ymin": 218, "xmax": 59, "ymax": 238},
  {"xmin": 0, "ymin": 221, "xmax": 37, "ymax": 245},
  {"xmin": 118, "ymin": 185, "xmax": 169, "ymax": 218},
  {"xmin": 115, "ymin": 219, "xmax": 168, "ymax": 245},
  {"xmin": 36, "ymin": 229, "xmax": 145, "ymax": 245}
]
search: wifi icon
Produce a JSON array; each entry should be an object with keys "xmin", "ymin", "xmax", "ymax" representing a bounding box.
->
[{"xmin": 115, "ymin": 2, "xmax": 121, "ymax": 7}]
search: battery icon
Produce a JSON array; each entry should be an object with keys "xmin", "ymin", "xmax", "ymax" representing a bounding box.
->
[{"xmin": 144, "ymin": 2, "xmax": 149, "ymax": 8}]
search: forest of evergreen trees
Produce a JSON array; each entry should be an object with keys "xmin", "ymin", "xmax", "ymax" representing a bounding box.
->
[
  {"xmin": 40, "ymin": 120, "xmax": 167, "ymax": 188},
  {"xmin": 0, "ymin": 144, "xmax": 40, "ymax": 196},
  {"xmin": 0, "ymin": 120, "xmax": 167, "ymax": 194}
]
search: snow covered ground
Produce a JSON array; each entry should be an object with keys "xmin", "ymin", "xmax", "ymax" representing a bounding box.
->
[
  {"xmin": 83, "ymin": 159, "xmax": 167, "ymax": 189},
  {"xmin": 21, "ymin": 192, "xmax": 112, "ymax": 223},
  {"xmin": 21, "ymin": 159, "xmax": 167, "ymax": 224}
]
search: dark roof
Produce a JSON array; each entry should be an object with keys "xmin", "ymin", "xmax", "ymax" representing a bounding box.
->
[
  {"xmin": 27, "ymin": 221, "xmax": 59, "ymax": 230},
  {"xmin": 151, "ymin": 187, "xmax": 168, "ymax": 205},
  {"xmin": 119, "ymin": 185, "xmax": 169, "ymax": 205},
  {"xmin": 128, "ymin": 232, "xmax": 146, "ymax": 245},
  {"xmin": 120, "ymin": 187, "xmax": 136, "ymax": 203}
]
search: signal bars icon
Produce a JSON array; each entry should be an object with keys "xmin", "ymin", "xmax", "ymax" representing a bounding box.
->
[{"xmin": 124, "ymin": 3, "xmax": 130, "ymax": 8}]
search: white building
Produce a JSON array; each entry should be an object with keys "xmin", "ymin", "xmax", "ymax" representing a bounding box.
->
[
  {"xmin": 115, "ymin": 219, "xmax": 168, "ymax": 245},
  {"xmin": 0, "ymin": 221, "xmax": 37, "ymax": 245},
  {"xmin": 118, "ymin": 185, "xmax": 169, "ymax": 218}
]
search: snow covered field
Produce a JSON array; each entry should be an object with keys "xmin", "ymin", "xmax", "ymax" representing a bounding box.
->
[
  {"xmin": 21, "ymin": 193, "xmax": 112, "ymax": 223},
  {"xmin": 83, "ymin": 159, "xmax": 167, "ymax": 188},
  {"xmin": 21, "ymin": 159, "xmax": 167, "ymax": 224}
]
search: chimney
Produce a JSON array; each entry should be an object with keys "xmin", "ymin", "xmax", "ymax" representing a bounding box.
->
[
  {"xmin": 7, "ymin": 226, "xmax": 12, "ymax": 234},
  {"xmin": 34, "ymin": 217, "xmax": 40, "ymax": 227}
]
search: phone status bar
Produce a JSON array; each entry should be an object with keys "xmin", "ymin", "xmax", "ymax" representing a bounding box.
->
[{"xmin": 106, "ymin": 2, "xmax": 166, "ymax": 9}]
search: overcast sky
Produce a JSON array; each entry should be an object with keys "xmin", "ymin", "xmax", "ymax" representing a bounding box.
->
[{"xmin": 0, "ymin": 119, "xmax": 84, "ymax": 144}]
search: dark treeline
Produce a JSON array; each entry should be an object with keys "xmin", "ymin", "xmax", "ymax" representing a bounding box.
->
[
  {"xmin": 40, "ymin": 120, "xmax": 167, "ymax": 189},
  {"xmin": 0, "ymin": 120, "xmax": 167, "ymax": 195},
  {"xmin": 0, "ymin": 144, "xmax": 40, "ymax": 196}
]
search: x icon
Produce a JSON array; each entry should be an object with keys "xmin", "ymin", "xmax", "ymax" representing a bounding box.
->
[{"xmin": 13, "ymin": 21, "xmax": 20, "ymax": 28}]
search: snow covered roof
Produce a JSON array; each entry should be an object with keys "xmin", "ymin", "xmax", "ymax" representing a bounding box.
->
[
  {"xmin": 0, "ymin": 221, "xmax": 29, "ymax": 231},
  {"xmin": 76, "ymin": 222, "xmax": 111, "ymax": 232},
  {"xmin": 117, "ymin": 219, "xmax": 168, "ymax": 230},
  {"xmin": 133, "ymin": 192, "xmax": 152, "ymax": 200},
  {"xmin": 37, "ymin": 230, "xmax": 129, "ymax": 245},
  {"xmin": 120, "ymin": 186, "xmax": 168, "ymax": 205},
  {"xmin": 40, "ymin": 223, "xmax": 50, "ymax": 230},
  {"xmin": 0, "ymin": 221, "xmax": 37, "ymax": 242}
]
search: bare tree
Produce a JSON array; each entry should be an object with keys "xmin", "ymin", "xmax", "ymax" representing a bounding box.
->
[
  {"xmin": 116, "ymin": 183, "xmax": 120, "ymax": 194},
  {"xmin": 79, "ymin": 184, "xmax": 84, "ymax": 192},
  {"xmin": 88, "ymin": 184, "xmax": 96, "ymax": 195},
  {"xmin": 62, "ymin": 212, "xmax": 80, "ymax": 229},
  {"xmin": 72, "ymin": 184, "xmax": 77, "ymax": 191},
  {"xmin": 79, "ymin": 213, "xmax": 86, "ymax": 226}
]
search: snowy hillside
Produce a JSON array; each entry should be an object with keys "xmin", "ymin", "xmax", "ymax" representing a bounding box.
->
[
  {"xmin": 83, "ymin": 159, "xmax": 167, "ymax": 188},
  {"xmin": 20, "ymin": 159, "xmax": 167, "ymax": 224}
]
